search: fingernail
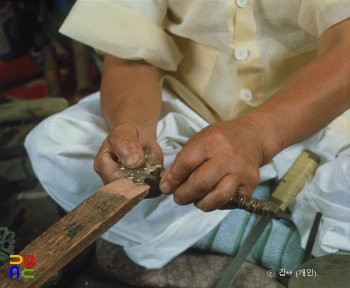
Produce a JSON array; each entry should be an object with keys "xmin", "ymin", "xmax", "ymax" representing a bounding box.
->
[
  {"xmin": 126, "ymin": 153, "xmax": 141, "ymax": 167},
  {"xmin": 160, "ymin": 181, "xmax": 172, "ymax": 194}
]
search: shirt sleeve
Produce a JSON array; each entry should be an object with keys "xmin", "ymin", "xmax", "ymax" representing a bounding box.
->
[
  {"xmin": 59, "ymin": 0, "xmax": 183, "ymax": 71},
  {"xmin": 298, "ymin": 0, "xmax": 350, "ymax": 37}
]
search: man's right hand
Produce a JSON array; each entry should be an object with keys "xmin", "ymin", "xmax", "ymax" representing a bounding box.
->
[{"xmin": 94, "ymin": 122, "xmax": 163, "ymax": 185}]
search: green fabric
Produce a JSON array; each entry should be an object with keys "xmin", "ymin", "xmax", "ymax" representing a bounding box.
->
[
  {"xmin": 193, "ymin": 182, "xmax": 304, "ymax": 272},
  {"xmin": 255, "ymin": 221, "xmax": 273, "ymax": 266},
  {"xmin": 232, "ymin": 213, "xmax": 251, "ymax": 256},
  {"xmin": 206, "ymin": 224, "xmax": 220, "ymax": 251}
]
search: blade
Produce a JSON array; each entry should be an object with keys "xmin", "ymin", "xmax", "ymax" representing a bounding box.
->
[
  {"xmin": 215, "ymin": 150, "xmax": 320, "ymax": 287},
  {"xmin": 215, "ymin": 217, "xmax": 271, "ymax": 288},
  {"xmin": 276, "ymin": 212, "xmax": 292, "ymax": 221}
]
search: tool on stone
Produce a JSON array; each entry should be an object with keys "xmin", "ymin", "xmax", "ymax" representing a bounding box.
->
[{"xmin": 215, "ymin": 149, "xmax": 321, "ymax": 288}]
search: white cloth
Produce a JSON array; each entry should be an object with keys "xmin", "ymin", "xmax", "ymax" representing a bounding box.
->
[
  {"xmin": 272, "ymin": 129, "xmax": 350, "ymax": 257},
  {"xmin": 25, "ymin": 90, "xmax": 229, "ymax": 269},
  {"xmin": 25, "ymin": 91, "xmax": 350, "ymax": 268}
]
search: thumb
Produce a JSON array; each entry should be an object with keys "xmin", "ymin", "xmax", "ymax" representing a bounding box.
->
[{"xmin": 113, "ymin": 123, "xmax": 148, "ymax": 168}]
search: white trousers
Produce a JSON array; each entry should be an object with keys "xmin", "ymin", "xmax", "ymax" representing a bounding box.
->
[{"xmin": 25, "ymin": 90, "xmax": 350, "ymax": 268}]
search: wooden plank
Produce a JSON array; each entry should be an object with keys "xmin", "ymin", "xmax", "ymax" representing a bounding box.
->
[{"xmin": 0, "ymin": 178, "xmax": 149, "ymax": 288}]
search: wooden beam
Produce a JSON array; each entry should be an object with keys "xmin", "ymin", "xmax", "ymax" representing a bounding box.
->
[{"xmin": 0, "ymin": 178, "xmax": 149, "ymax": 287}]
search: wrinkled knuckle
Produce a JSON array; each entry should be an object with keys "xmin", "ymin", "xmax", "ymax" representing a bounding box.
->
[
  {"xmin": 173, "ymin": 193, "xmax": 186, "ymax": 206},
  {"xmin": 229, "ymin": 173, "xmax": 241, "ymax": 185},
  {"xmin": 195, "ymin": 190, "xmax": 228, "ymax": 212},
  {"xmin": 115, "ymin": 136, "xmax": 128, "ymax": 149},
  {"xmin": 249, "ymin": 169, "xmax": 261, "ymax": 185},
  {"xmin": 194, "ymin": 196, "xmax": 221, "ymax": 212},
  {"xmin": 213, "ymin": 189, "xmax": 231, "ymax": 207},
  {"xmin": 207, "ymin": 127, "xmax": 226, "ymax": 142},
  {"xmin": 116, "ymin": 138, "xmax": 139, "ymax": 157},
  {"xmin": 93, "ymin": 160, "xmax": 102, "ymax": 175},
  {"xmin": 115, "ymin": 122, "xmax": 135, "ymax": 132},
  {"xmin": 190, "ymin": 176, "xmax": 208, "ymax": 193},
  {"xmin": 166, "ymin": 169, "xmax": 183, "ymax": 186},
  {"xmin": 195, "ymin": 202, "xmax": 212, "ymax": 213},
  {"xmin": 113, "ymin": 123, "xmax": 135, "ymax": 141}
]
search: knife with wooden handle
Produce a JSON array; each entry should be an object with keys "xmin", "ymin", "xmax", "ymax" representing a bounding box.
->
[
  {"xmin": 0, "ymin": 150, "xmax": 319, "ymax": 287},
  {"xmin": 215, "ymin": 149, "xmax": 320, "ymax": 288}
]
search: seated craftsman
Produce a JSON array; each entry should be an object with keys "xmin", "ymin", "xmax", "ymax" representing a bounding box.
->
[{"xmin": 25, "ymin": 0, "xmax": 350, "ymax": 281}]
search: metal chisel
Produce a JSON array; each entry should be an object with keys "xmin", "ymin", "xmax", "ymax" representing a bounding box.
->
[{"xmin": 215, "ymin": 149, "xmax": 320, "ymax": 288}]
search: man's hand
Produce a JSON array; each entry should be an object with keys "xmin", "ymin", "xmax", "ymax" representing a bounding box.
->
[
  {"xmin": 159, "ymin": 120, "xmax": 264, "ymax": 212},
  {"xmin": 159, "ymin": 18, "xmax": 350, "ymax": 212},
  {"xmin": 94, "ymin": 122, "xmax": 163, "ymax": 185},
  {"xmin": 97, "ymin": 54, "xmax": 163, "ymax": 185}
]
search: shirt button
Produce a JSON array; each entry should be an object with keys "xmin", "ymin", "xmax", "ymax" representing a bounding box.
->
[
  {"xmin": 240, "ymin": 89, "xmax": 253, "ymax": 102},
  {"xmin": 234, "ymin": 48, "xmax": 248, "ymax": 60},
  {"xmin": 237, "ymin": 0, "xmax": 248, "ymax": 8}
]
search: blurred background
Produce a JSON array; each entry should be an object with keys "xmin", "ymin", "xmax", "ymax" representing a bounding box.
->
[
  {"xmin": 0, "ymin": 0, "xmax": 101, "ymax": 104},
  {"xmin": 0, "ymin": 1, "xmax": 130, "ymax": 287}
]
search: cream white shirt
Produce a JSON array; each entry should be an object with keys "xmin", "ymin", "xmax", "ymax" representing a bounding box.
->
[{"xmin": 60, "ymin": 0, "xmax": 350, "ymax": 128}]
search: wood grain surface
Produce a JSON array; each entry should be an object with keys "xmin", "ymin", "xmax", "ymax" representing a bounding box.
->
[{"xmin": 0, "ymin": 178, "xmax": 149, "ymax": 288}]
